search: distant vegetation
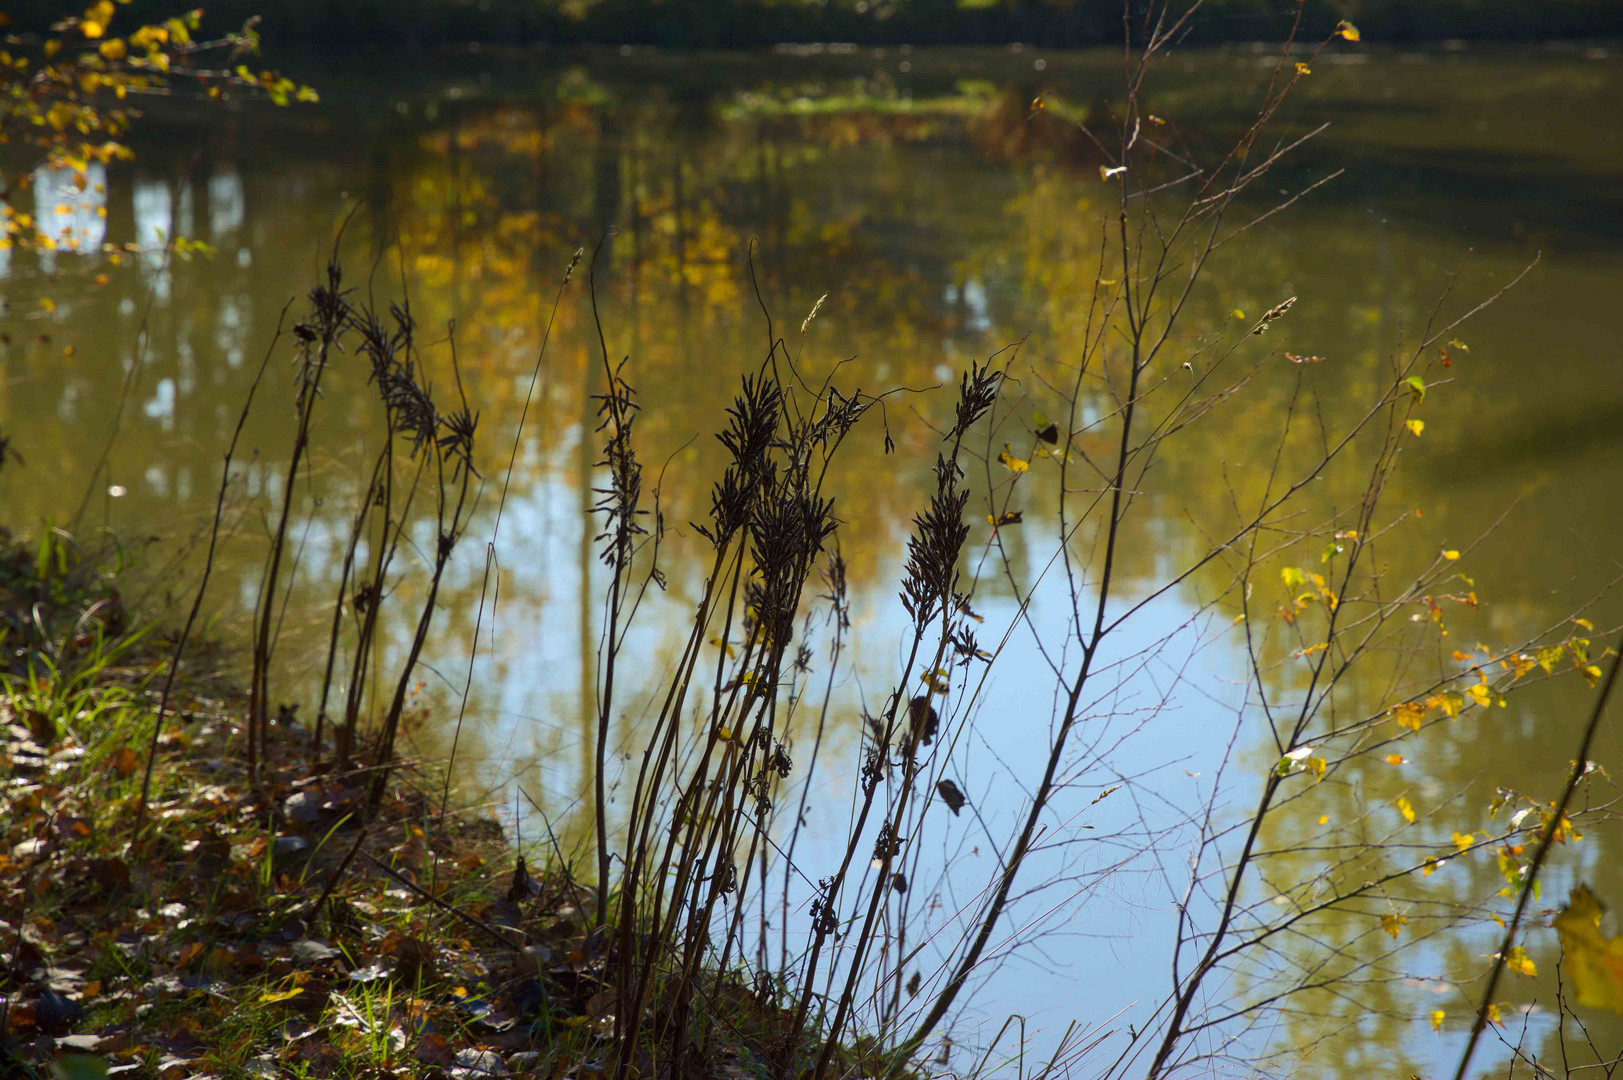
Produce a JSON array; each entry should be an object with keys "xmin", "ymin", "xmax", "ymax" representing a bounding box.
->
[{"xmin": 6, "ymin": 0, "xmax": 1621, "ymax": 49}]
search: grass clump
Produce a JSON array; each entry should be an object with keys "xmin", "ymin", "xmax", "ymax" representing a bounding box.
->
[{"xmin": 0, "ymin": 525, "xmax": 809, "ymax": 1079}]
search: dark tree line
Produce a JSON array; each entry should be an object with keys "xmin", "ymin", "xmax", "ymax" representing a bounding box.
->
[{"xmin": 8, "ymin": 0, "xmax": 1621, "ymax": 49}]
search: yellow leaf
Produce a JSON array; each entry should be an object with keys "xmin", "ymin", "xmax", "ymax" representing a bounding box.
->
[
  {"xmin": 1423, "ymin": 857, "xmax": 1441, "ymax": 877},
  {"xmin": 1391, "ymin": 701, "xmax": 1427, "ymax": 732},
  {"xmin": 1437, "ymin": 691, "xmax": 1465, "ymax": 719},
  {"xmin": 1386, "ymin": 754, "xmax": 1405, "ymax": 765},
  {"xmin": 1381, "ymin": 912, "xmax": 1408, "ymax": 939},
  {"xmin": 1317, "ymin": 814, "xmax": 1329, "ymax": 825},
  {"xmin": 1467, "ymin": 683, "xmax": 1492, "ymax": 709},
  {"xmin": 98, "ymin": 37, "xmax": 126, "ymax": 60},
  {"xmin": 1429, "ymin": 1009, "xmax": 1445, "ymax": 1032},
  {"xmin": 1575, "ymin": 617, "xmax": 1595, "ymax": 630},
  {"xmin": 1406, "ymin": 419, "xmax": 1424, "ymax": 436},
  {"xmin": 1442, "ymin": 549, "xmax": 1460, "ymax": 561},
  {"xmin": 1505, "ymin": 944, "xmax": 1537, "ymax": 978},
  {"xmin": 1336, "ymin": 19, "xmax": 1362, "ymax": 42},
  {"xmin": 1397, "ymin": 796, "xmax": 1416, "ymax": 824},
  {"xmin": 998, "ymin": 445, "xmax": 1029, "ymax": 474},
  {"xmin": 1231, "ymin": 308, "xmax": 1246, "ymax": 320},
  {"xmin": 1306, "ymin": 755, "xmax": 1326, "ymax": 781},
  {"xmin": 1281, "ymin": 566, "xmax": 1307, "ymax": 590},
  {"xmin": 130, "ymin": 24, "xmax": 169, "ymax": 47},
  {"xmin": 1555, "ymin": 885, "xmax": 1623, "ymax": 1013},
  {"xmin": 1583, "ymin": 664, "xmax": 1603, "ymax": 686},
  {"xmin": 82, "ymin": 1, "xmax": 114, "ymax": 38},
  {"xmin": 1294, "ymin": 61, "xmax": 1311, "ymax": 75},
  {"xmin": 1486, "ymin": 1002, "xmax": 1503, "ymax": 1025},
  {"xmin": 1452, "ymin": 831, "xmax": 1475, "ymax": 852},
  {"xmin": 259, "ymin": 987, "xmax": 303, "ymax": 1004},
  {"xmin": 39, "ymin": 297, "xmax": 56, "ymax": 313}
]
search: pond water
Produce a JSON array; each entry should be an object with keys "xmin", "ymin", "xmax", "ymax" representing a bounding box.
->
[{"xmin": 3, "ymin": 42, "xmax": 1622, "ymax": 1076}]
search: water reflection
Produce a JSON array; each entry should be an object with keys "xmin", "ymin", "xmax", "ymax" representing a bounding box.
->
[{"xmin": 1, "ymin": 45, "xmax": 1621, "ymax": 1074}]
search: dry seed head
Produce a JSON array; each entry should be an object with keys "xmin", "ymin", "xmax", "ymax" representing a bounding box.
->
[
  {"xmin": 1252, "ymin": 296, "xmax": 1297, "ymax": 335},
  {"xmin": 950, "ymin": 361, "xmax": 1003, "ymax": 441},
  {"xmin": 801, "ymin": 292, "xmax": 828, "ymax": 334}
]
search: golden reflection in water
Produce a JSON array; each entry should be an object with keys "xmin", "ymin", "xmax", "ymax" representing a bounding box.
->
[{"xmin": 1, "ymin": 46, "xmax": 1621, "ymax": 1073}]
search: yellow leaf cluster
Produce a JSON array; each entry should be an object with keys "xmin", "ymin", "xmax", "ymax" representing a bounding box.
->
[
  {"xmin": 1505, "ymin": 944, "xmax": 1537, "ymax": 978},
  {"xmin": 1381, "ymin": 912, "xmax": 1408, "ymax": 939},
  {"xmin": 1504, "ymin": 652, "xmax": 1538, "ymax": 678},
  {"xmin": 1396, "ymin": 796, "xmax": 1416, "ymax": 824}
]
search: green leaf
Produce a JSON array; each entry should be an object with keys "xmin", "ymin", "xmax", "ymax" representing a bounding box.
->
[{"xmin": 1406, "ymin": 375, "xmax": 1427, "ymax": 403}]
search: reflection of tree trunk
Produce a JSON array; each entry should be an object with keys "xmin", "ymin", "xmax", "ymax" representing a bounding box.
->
[
  {"xmin": 755, "ymin": 120, "xmax": 780, "ymax": 293},
  {"xmin": 579, "ymin": 351, "xmax": 598, "ymax": 832},
  {"xmin": 188, "ymin": 158, "xmax": 211, "ymax": 241},
  {"xmin": 770, "ymin": 128, "xmax": 787, "ymax": 294},
  {"xmin": 592, "ymin": 110, "xmax": 622, "ymax": 243},
  {"xmin": 367, "ymin": 139, "xmax": 393, "ymax": 252},
  {"xmin": 104, "ymin": 165, "xmax": 136, "ymax": 253},
  {"xmin": 673, "ymin": 155, "xmax": 691, "ymax": 364},
  {"xmin": 629, "ymin": 121, "xmax": 643, "ymax": 353},
  {"xmin": 451, "ymin": 112, "xmax": 464, "ymax": 328}
]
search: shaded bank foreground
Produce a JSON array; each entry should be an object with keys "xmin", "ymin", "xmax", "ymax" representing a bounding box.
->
[
  {"xmin": 0, "ymin": 525, "xmax": 671, "ymax": 1079},
  {"xmin": 7, "ymin": 17, "xmax": 1623, "ymax": 1080}
]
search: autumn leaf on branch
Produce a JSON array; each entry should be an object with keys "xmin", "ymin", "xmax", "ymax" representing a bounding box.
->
[{"xmin": 1555, "ymin": 884, "xmax": 1623, "ymax": 1013}]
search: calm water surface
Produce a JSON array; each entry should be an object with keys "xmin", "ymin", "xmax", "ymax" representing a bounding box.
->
[{"xmin": 2, "ymin": 44, "xmax": 1621, "ymax": 1076}]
